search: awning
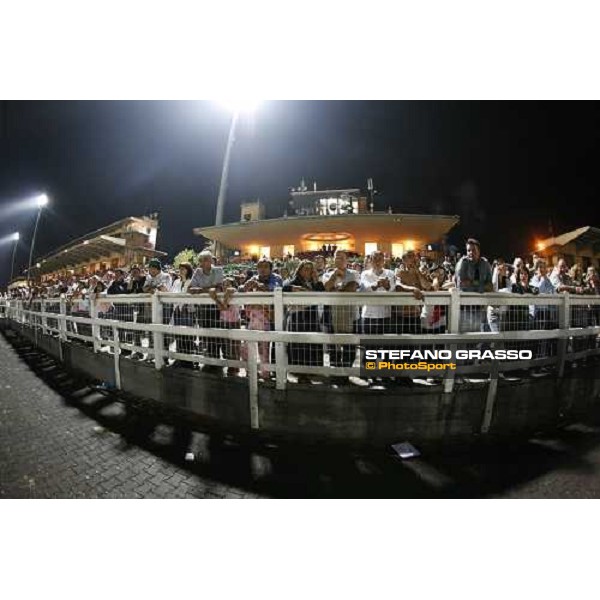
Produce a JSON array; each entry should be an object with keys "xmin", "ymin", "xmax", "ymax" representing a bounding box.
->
[
  {"xmin": 194, "ymin": 213, "xmax": 459, "ymax": 248},
  {"xmin": 538, "ymin": 226, "xmax": 600, "ymax": 252},
  {"xmin": 28, "ymin": 234, "xmax": 165, "ymax": 276}
]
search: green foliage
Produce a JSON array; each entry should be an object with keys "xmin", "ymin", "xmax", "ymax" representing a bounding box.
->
[{"xmin": 172, "ymin": 248, "xmax": 198, "ymax": 269}]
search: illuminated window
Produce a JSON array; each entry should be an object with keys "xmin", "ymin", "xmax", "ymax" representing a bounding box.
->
[
  {"xmin": 260, "ymin": 246, "xmax": 271, "ymax": 258},
  {"xmin": 392, "ymin": 243, "xmax": 404, "ymax": 258},
  {"xmin": 364, "ymin": 242, "xmax": 378, "ymax": 256},
  {"xmin": 283, "ymin": 245, "xmax": 295, "ymax": 256}
]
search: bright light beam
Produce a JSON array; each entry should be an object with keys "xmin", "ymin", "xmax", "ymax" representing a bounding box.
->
[
  {"xmin": 0, "ymin": 192, "xmax": 50, "ymax": 221},
  {"xmin": 215, "ymin": 98, "xmax": 262, "ymax": 114}
]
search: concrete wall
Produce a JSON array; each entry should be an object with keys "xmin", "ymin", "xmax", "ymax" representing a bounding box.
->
[{"xmin": 7, "ymin": 321, "xmax": 600, "ymax": 447}]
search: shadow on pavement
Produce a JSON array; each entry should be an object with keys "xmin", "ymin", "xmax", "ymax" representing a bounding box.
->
[{"xmin": 5, "ymin": 328, "xmax": 600, "ymax": 499}]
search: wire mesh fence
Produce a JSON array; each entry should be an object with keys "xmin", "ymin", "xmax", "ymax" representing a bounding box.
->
[
  {"xmin": 44, "ymin": 299, "xmax": 62, "ymax": 335},
  {"xmin": 5, "ymin": 291, "xmax": 600, "ymax": 386}
]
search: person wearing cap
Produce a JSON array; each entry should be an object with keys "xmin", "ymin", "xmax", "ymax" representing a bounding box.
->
[{"xmin": 143, "ymin": 259, "xmax": 172, "ymax": 293}]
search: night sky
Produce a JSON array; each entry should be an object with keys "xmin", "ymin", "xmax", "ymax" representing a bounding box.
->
[{"xmin": 1, "ymin": 100, "xmax": 599, "ymax": 286}]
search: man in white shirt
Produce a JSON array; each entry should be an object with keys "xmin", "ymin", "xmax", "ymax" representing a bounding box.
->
[
  {"xmin": 360, "ymin": 250, "xmax": 396, "ymax": 335},
  {"xmin": 143, "ymin": 259, "xmax": 172, "ymax": 293}
]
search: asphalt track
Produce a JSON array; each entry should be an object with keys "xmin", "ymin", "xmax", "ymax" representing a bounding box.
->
[{"xmin": 3, "ymin": 326, "xmax": 600, "ymax": 499}]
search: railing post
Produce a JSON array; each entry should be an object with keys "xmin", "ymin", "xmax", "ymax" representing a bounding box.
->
[
  {"xmin": 481, "ymin": 362, "xmax": 499, "ymax": 433},
  {"xmin": 557, "ymin": 292, "xmax": 570, "ymax": 378},
  {"xmin": 41, "ymin": 299, "xmax": 48, "ymax": 334},
  {"xmin": 90, "ymin": 295, "xmax": 100, "ymax": 353},
  {"xmin": 247, "ymin": 340, "xmax": 260, "ymax": 429},
  {"xmin": 151, "ymin": 293, "xmax": 164, "ymax": 370},
  {"xmin": 59, "ymin": 298, "xmax": 67, "ymax": 342},
  {"xmin": 273, "ymin": 287, "xmax": 287, "ymax": 390},
  {"xmin": 447, "ymin": 287, "xmax": 461, "ymax": 334},
  {"xmin": 444, "ymin": 288, "xmax": 461, "ymax": 394},
  {"xmin": 113, "ymin": 325, "xmax": 122, "ymax": 389}
]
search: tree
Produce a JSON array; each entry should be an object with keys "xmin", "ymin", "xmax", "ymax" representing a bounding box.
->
[{"xmin": 172, "ymin": 248, "xmax": 198, "ymax": 269}]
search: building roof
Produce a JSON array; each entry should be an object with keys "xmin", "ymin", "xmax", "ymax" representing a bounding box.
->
[
  {"xmin": 194, "ymin": 212, "xmax": 459, "ymax": 248},
  {"xmin": 34, "ymin": 216, "xmax": 158, "ymax": 262},
  {"xmin": 26, "ymin": 215, "xmax": 166, "ymax": 277},
  {"xmin": 538, "ymin": 226, "xmax": 600, "ymax": 250}
]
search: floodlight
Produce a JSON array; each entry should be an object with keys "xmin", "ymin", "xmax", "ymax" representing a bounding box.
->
[{"xmin": 36, "ymin": 193, "xmax": 49, "ymax": 208}]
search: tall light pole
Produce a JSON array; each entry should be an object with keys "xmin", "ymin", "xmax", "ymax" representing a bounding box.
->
[
  {"xmin": 10, "ymin": 232, "xmax": 20, "ymax": 283},
  {"xmin": 27, "ymin": 193, "xmax": 49, "ymax": 284}
]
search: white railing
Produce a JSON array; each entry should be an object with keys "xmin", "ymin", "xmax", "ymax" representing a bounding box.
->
[{"xmin": 3, "ymin": 291, "xmax": 600, "ymax": 430}]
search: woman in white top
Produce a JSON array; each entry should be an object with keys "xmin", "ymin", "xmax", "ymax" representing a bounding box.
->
[{"xmin": 170, "ymin": 262, "xmax": 195, "ymax": 366}]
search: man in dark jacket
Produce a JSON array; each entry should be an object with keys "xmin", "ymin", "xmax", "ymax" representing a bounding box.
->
[{"xmin": 107, "ymin": 268, "xmax": 129, "ymax": 295}]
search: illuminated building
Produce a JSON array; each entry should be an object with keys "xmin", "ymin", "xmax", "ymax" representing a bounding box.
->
[
  {"xmin": 195, "ymin": 182, "xmax": 459, "ymax": 259},
  {"xmin": 26, "ymin": 214, "xmax": 166, "ymax": 283}
]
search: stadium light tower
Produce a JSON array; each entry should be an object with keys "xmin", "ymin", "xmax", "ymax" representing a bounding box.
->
[
  {"xmin": 10, "ymin": 232, "xmax": 20, "ymax": 283},
  {"xmin": 27, "ymin": 193, "xmax": 49, "ymax": 284},
  {"xmin": 214, "ymin": 100, "xmax": 261, "ymax": 227}
]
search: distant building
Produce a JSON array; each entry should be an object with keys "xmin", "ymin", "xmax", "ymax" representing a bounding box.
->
[
  {"xmin": 196, "ymin": 183, "xmax": 459, "ymax": 259},
  {"xmin": 240, "ymin": 200, "xmax": 266, "ymax": 222},
  {"xmin": 25, "ymin": 214, "xmax": 167, "ymax": 283},
  {"xmin": 7, "ymin": 277, "xmax": 28, "ymax": 291},
  {"xmin": 535, "ymin": 226, "xmax": 600, "ymax": 269}
]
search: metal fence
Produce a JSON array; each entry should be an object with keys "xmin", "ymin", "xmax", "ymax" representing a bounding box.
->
[{"xmin": 3, "ymin": 291, "xmax": 600, "ymax": 430}]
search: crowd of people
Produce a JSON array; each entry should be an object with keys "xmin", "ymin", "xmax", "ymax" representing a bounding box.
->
[{"xmin": 2, "ymin": 239, "xmax": 600, "ymax": 384}]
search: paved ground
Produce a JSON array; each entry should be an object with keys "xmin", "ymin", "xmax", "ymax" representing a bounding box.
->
[{"xmin": 4, "ymin": 324, "xmax": 600, "ymax": 498}]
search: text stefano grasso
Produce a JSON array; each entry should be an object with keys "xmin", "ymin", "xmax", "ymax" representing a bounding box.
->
[{"xmin": 364, "ymin": 349, "xmax": 533, "ymax": 361}]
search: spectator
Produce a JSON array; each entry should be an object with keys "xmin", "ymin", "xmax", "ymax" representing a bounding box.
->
[
  {"xmin": 127, "ymin": 265, "xmax": 146, "ymax": 294},
  {"xmin": 442, "ymin": 255, "xmax": 454, "ymax": 274},
  {"xmin": 107, "ymin": 268, "xmax": 128, "ymax": 295},
  {"xmin": 455, "ymin": 238, "xmax": 493, "ymax": 333},
  {"xmin": 212, "ymin": 278, "xmax": 241, "ymax": 376},
  {"xmin": 188, "ymin": 250, "xmax": 224, "ymax": 373},
  {"xmin": 421, "ymin": 265, "xmax": 448, "ymax": 334},
  {"xmin": 283, "ymin": 260, "xmax": 325, "ymax": 381},
  {"xmin": 530, "ymin": 260, "xmax": 558, "ymax": 359},
  {"xmin": 241, "ymin": 258, "xmax": 282, "ymax": 380},
  {"xmin": 550, "ymin": 258, "xmax": 583, "ymax": 294},
  {"xmin": 171, "ymin": 262, "xmax": 193, "ymax": 294},
  {"xmin": 170, "ymin": 262, "xmax": 195, "ymax": 366},
  {"xmin": 143, "ymin": 259, "xmax": 172, "ymax": 293},
  {"xmin": 395, "ymin": 250, "xmax": 431, "ymax": 333},
  {"xmin": 569, "ymin": 263, "xmax": 584, "ymax": 287},
  {"xmin": 584, "ymin": 267, "xmax": 600, "ymax": 334},
  {"xmin": 486, "ymin": 257, "xmax": 511, "ymax": 333},
  {"xmin": 322, "ymin": 250, "xmax": 359, "ymax": 384},
  {"xmin": 584, "ymin": 266, "xmax": 600, "ymax": 296},
  {"xmin": 314, "ymin": 255, "xmax": 327, "ymax": 278},
  {"xmin": 360, "ymin": 250, "xmax": 395, "ymax": 335},
  {"xmin": 512, "ymin": 257, "xmax": 524, "ymax": 275},
  {"xmin": 126, "ymin": 265, "xmax": 149, "ymax": 360},
  {"xmin": 526, "ymin": 253, "xmax": 541, "ymax": 275}
]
